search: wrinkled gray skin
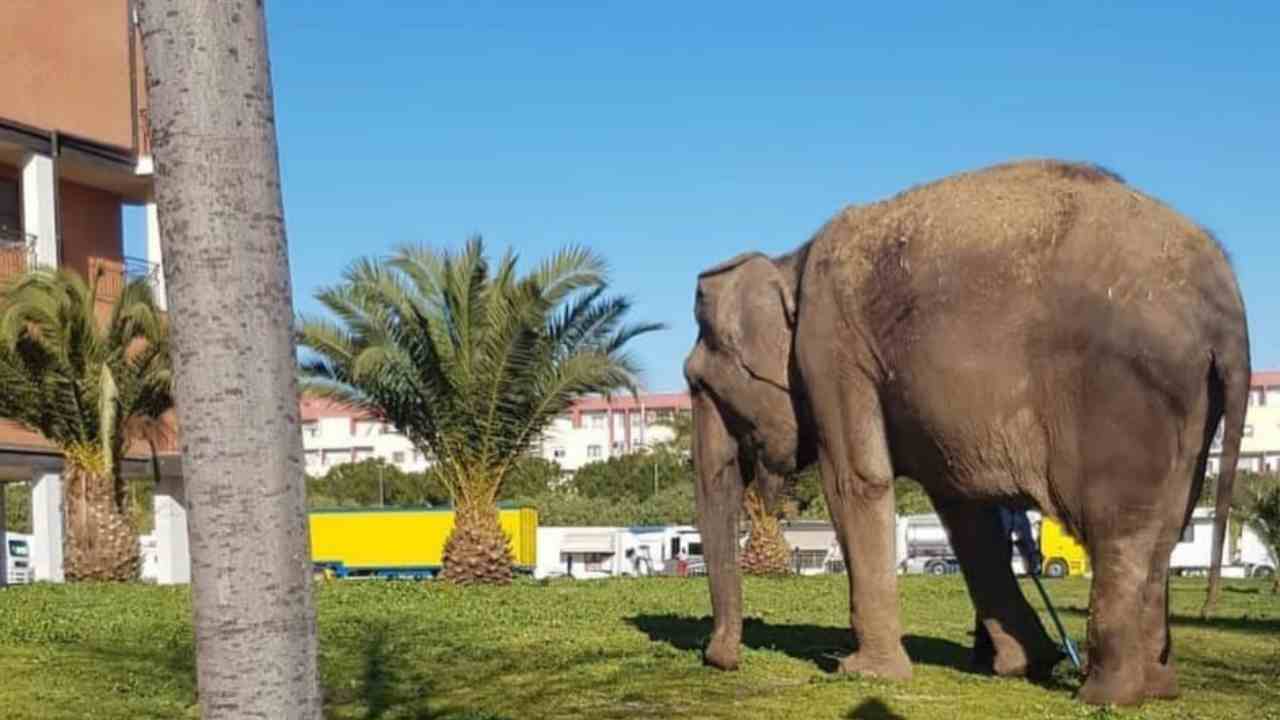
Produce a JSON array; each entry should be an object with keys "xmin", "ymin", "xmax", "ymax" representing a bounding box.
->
[{"xmin": 684, "ymin": 160, "xmax": 1250, "ymax": 707}]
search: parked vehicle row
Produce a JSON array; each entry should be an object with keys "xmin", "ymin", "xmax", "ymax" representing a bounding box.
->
[
  {"xmin": 31, "ymin": 505, "xmax": 1280, "ymax": 584},
  {"xmin": 895, "ymin": 508, "xmax": 1277, "ymax": 580}
]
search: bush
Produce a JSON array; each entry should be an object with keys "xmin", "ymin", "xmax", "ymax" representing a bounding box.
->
[{"xmin": 513, "ymin": 482, "xmax": 696, "ymax": 527}]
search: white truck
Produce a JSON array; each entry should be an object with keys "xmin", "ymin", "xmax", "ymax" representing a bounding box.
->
[
  {"xmin": 4, "ymin": 532, "xmax": 33, "ymax": 585},
  {"xmin": 1170, "ymin": 507, "xmax": 1276, "ymax": 579},
  {"xmin": 534, "ymin": 525, "xmax": 701, "ymax": 579},
  {"xmin": 895, "ymin": 512, "xmax": 1044, "ymax": 576}
]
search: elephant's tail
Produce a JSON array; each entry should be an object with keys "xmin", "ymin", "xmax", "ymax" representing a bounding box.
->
[{"xmin": 1201, "ymin": 343, "xmax": 1250, "ymax": 617}]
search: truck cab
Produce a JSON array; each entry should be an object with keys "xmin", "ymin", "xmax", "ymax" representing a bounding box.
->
[{"xmin": 1037, "ymin": 517, "xmax": 1090, "ymax": 578}]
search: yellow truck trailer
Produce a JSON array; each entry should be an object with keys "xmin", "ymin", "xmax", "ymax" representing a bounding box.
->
[
  {"xmin": 1038, "ymin": 516, "xmax": 1090, "ymax": 578},
  {"xmin": 310, "ymin": 504, "xmax": 538, "ymax": 579}
]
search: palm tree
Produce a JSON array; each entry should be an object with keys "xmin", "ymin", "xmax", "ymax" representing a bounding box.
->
[
  {"xmin": 299, "ymin": 238, "xmax": 664, "ymax": 584},
  {"xmin": 1238, "ymin": 476, "xmax": 1280, "ymax": 594},
  {"xmin": 0, "ymin": 268, "xmax": 172, "ymax": 581},
  {"xmin": 657, "ymin": 407, "xmax": 791, "ymax": 574}
]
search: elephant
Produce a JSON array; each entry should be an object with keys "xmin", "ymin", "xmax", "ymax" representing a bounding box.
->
[{"xmin": 683, "ymin": 159, "xmax": 1249, "ymax": 707}]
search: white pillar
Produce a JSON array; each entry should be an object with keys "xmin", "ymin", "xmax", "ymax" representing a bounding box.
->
[
  {"xmin": 21, "ymin": 153, "xmax": 57, "ymax": 267},
  {"xmin": 145, "ymin": 201, "xmax": 167, "ymax": 310},
  {"xmin": 31, "ymin": 471, "xmax": 63, "ymax": 582},
  {"xmin": 154, "ymin": 473, "xmax": 190, "ymax": 584},
  {"xmin": 0, "ymin": 483, "xmax": 8, "ymax": 588}
]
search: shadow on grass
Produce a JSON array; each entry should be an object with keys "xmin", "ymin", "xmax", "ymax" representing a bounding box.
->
[
  {"xmin": 324, "ymin": 620, "xmax": 513, "ymax": 720},
  {"xmin": 83, "ymin": 621, "xmax": 510, "ymax": 720},
  {"xmin": 628, "ymin": 614, "xmax": 972, "ymax": 674},
  {"xmin": 846, "ymin": 698, "xmax": 907, "ymax": 720},
  {"xmin": 1056, "ymin": 605, "xmax": 1280, "ymax": 635}
]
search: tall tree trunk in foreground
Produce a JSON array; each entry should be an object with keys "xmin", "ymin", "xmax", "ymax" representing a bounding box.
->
[{"xmin": 137, "ymin": 3, "xmax": 321, "ymax": 717}]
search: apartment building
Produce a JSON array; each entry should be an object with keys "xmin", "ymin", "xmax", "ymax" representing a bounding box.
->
[
  {"xmin": 1208, "ymin": 371, "xmax": 1280, "ymax": 475},
  {"xmin": 538, "ymin": 392, "xmax": 691, "ymax": 472},
  {"xmin": 0, "ymin": 1, "xmax": 181, "ymax": 583},
  {"xmin": 300, "ymin": 397, "xmax": 431, "ymax": 477},
  {"xmin": 300, "ymin": 392, "xmax": 692, "ymax": 477}
]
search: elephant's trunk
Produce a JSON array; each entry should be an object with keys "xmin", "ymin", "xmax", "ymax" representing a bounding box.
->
[{"xmin": 692, "ymin": 391, "xmax": 745, "ymax": 670}]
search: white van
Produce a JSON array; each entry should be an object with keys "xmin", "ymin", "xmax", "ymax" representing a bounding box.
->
[{"xmin": 4, "ymin": 532, "xmax": 33, "ymax": 585}]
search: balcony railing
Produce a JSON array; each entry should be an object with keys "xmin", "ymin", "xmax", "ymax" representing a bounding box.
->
[
  {"xmin": 91, "ymin": 256, "xmax": 162, "ymax": 302},
  {"xmin": 0, "ymin": 225, "xmax": 37, "ymax": 280}
]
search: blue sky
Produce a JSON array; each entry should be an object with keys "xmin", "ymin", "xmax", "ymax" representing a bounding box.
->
[{"xmin": 128, "ymin": 2, "xmax": 1280, "ymax": 392}]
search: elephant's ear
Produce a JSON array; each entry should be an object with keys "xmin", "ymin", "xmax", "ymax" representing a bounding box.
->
[
  {"xmin": 734, "ymin": 258, "xmax": 795, "ymax": 391},
  {"xmin": 697, "ymin": 251, "xmax": 769, "ymax": 281}
]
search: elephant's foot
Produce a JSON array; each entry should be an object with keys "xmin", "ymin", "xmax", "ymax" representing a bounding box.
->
[
  {"xmin": 1001, "ymin": 637, "xmax": 1065, "ymax": 681},
  {"xmin": 1078, "ymin": 665, "xmax": 1145, "ymax": 707},
  {"xmin": 703, "ymin": 632, "xmax": 741, "ymax": 671},
  {"xmin": 837, "ymin": 645, "xmax": 913, "ymax": 681},
  {"xmin": 971, "ymin": 629, "xmax": 1062, "ymax": 680},
  {"xmin": 1143, "ymin": 662, "xmax": 1180, "ymax": 701}
]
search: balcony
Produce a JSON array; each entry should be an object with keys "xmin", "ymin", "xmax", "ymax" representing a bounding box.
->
[
  {"xmin": 90, "ymin": 255, "xmax": 162, "ymax": 302},
  {"xmin": 0, "ymin": 225, "xmax": 36, "ymax": 281}
]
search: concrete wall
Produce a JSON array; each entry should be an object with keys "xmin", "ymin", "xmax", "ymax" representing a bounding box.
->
[{"xmin": 0, "ymin": 0, "xmax": 139, "ymax": 150}]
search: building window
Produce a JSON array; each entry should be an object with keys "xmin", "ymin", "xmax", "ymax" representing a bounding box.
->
[
  {"xmin": 590, "ymin": 413, "xmax": 605, "ymax": 429},
  {"xmin": 0, "ymin": 178, "xmax": 19, "ymax": 232},
  {"xmin": 392, "ymin": 451, "xmax": 405, "ymax": 464},
  {"xmin": 552, "ymin": 448, "xmax": 566, "ymax": 459},
  {"xmin": 563, "ymin": 552, "xmax": 612, "ymax": 572},
  {"xmin": 587, "ymin": 445, "xmax": 602, "ymax": 459},
  {"xmin": 302, "ymin": 422, "xmax": 318, "ymax": 438},
  {"xmin": 612, "ymin": 441, "xmax": 624, "ymax": 452}
]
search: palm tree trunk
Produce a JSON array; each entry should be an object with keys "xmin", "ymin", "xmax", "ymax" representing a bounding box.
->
[
  {"xmin": 740, "ymin": 488, "xmax": 792, "ymax": 576},
  {"xmin": 61, "ymin": 450, "xmax": 139, "ymax": 582},
  {"xmin": 137, "ymin": 3, "xmax": 321, "ymax": 717},
  {"xmin": 441, "ymin": 496, "xmax": 515, "ymax": 584}
]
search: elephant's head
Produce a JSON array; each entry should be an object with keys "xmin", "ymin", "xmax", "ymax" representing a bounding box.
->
[
  {"xmin": 684, "ymin": 250, "xmax": 810, "ymax": 481},
  {"xmin": 683, "ymin": 248, "xmax": 813, "ymax": 670}
]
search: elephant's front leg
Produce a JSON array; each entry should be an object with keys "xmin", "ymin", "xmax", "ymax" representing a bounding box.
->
[
  {"xmin": 814, "ymin": 384, "xmax": 912, "ymax": 680},
  {"xmin": 691, "ymin": 392, "xmax": 746, "ymax": 670}
]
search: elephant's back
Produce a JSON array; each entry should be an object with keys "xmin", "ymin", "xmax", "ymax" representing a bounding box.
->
[
  {"xmin": 821, "ymin": 159, "xmax": 1221, "ymax": 284},
  {"xmin": 811, "ymin": 158, "xmax": 1239, "ymax": 338}
]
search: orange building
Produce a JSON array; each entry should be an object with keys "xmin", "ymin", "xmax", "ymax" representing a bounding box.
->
[{"xmin": 0, "ymin": 1, "xmax": 181, "ymax": 583}]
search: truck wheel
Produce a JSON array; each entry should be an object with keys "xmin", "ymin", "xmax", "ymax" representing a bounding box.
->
[
  {"xmin": 926, "ymin": 561, "xmax": 948, "ymax": 576},
  {"xmin": 1044, "ymin": 559, "xmax": 1069, "ymax": 579},
  {"xmin": 1254, "ymin": 565, "xmax": 1275, "ymax": 579}
]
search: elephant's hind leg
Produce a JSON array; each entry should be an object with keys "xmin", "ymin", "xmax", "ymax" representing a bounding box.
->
[
  {"xmin": 1139, "ymin": 542, "xmax": 1179, "ymax": 700},
  {"xmin": 1078, "ymin": 526, "xmax": 1160, "ymax": 707},
  {"xmin": 937, "ymin": 502, "xmax": 1061, "ymax": 679}
]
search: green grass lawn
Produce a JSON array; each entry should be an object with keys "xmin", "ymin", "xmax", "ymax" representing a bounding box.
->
[{"xmin": 0, "ymin": 575, "xmax": 1276, "ymax": 719}]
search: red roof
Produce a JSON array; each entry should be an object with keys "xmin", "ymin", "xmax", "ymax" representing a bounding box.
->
[
  {"xmin": 299, "ymin": 396, "xmax": 377, "ymax": 422},
  {"xmin": 1253, "ymin": 371, "xmax": 1280, "ymax": 388},
  {"xmin": 569, "ymin": 392, "xmax": 691, "ymax": 412},
  {"xmin": 298, "ymin": 391, "xmax": 691, "ymax": 422}
]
